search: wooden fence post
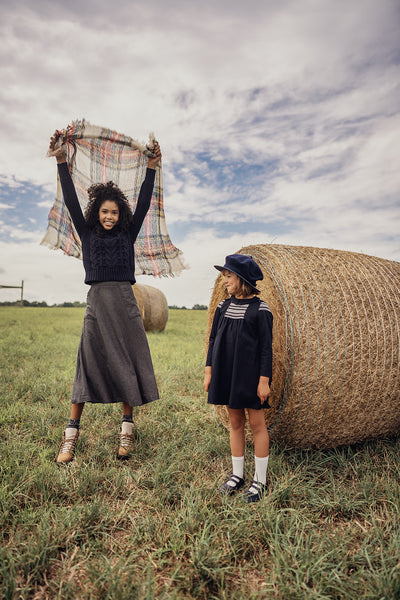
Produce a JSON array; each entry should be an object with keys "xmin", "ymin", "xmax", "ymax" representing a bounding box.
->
[{"xmin": 0, "ymin": 281, "xmax": 24, "ymax": 306}]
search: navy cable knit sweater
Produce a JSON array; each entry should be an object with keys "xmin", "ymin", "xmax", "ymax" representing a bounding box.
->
[{"xmin": 57, "ymin": 162, "xmax": 155, "ymax": 285}]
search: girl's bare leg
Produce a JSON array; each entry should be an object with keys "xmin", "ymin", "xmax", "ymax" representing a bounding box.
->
[
  {"xmin": 219, "ymin": 408, "xmax": 247, "ymax": 493},
  {"xmin": 246, "ymin": 409, "xmax": 270, "ymax": 497},
  {"xmin": 247, "ymin": 409, "xmax": 269, "ymax": 457},
  {"xmin": 227, "ymin": 408, "xmax": 246, "ymax": 456},
  {"xmin": 70, "ymin": 403, "xmax": 84, "ymax": 420},
  {"xmin": 122, "ymin": 402, "xmax": 133, "ymax": 417}
]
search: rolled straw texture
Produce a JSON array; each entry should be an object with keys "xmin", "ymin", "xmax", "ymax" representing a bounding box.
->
[
  {"xmin": 133, "ymin": 284, "xmax": 168, "ymax": 332},
  {"xmin": 208, "ymin": 244, "xmax": 400, "ymax": 448}
]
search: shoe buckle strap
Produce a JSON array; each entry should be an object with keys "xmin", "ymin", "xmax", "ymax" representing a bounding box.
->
[{"xmin": 230, "ymin": 475, "xmax": 242, "ymax": 484}]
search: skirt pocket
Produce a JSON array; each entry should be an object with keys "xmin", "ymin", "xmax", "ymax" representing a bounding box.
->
[{"xmin": 120, "ymin": 284, "xmax": 141, "ymax": 320}]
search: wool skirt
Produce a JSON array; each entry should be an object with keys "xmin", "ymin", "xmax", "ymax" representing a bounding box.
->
[{"xmin": 71, "ymin": 281, "xmax": 159, "ymax": 407}]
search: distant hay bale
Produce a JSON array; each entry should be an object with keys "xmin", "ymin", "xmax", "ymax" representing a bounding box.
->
[
  {"xmin": 208, "ymin": 244, "xmax": 400, "ymax": 449},
  {"xmin": 133, "ymin": 284, "xmax": 168, "ymax": 332}
]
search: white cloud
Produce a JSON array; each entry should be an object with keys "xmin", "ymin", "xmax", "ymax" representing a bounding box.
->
[
  {"xmin": 0, "ymin": 0, "xmax": 399, "ymax": 306},
  {"xmin": 1, "ymin": 0, "xmax": 398, "ymax": 182}
]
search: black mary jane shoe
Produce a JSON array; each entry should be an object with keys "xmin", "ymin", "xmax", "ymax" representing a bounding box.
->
[
  {"xmin": 219, "ymin": 474, "xmax": 245, "ymax": 496},
  {"xmin": 243, "ymin": 481, "xmax": 267, "ymax": 503}
]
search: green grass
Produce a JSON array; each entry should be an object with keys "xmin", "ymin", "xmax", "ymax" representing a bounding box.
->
[{"xmin": 0, "ymin": 306, "xmax": 399, "ymax": 599}]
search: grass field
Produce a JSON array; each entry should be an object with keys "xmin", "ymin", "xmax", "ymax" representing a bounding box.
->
[{"xmin": 0, "ymin": 306, "xmax": 399, "ymax": 599}]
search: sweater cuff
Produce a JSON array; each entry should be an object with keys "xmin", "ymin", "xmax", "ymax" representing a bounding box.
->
[
  {"xmin": 146, "ymin": 167, "xmax": 156, "ymax": 178},
  {"xmin": 57, "ymin": 162, "xmax": 69, "ymax": 174}
]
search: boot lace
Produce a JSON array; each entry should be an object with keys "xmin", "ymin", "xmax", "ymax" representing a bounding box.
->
[
  {"xmin": 120, "ymin": 432, "xmax": 134, "ymax": 449},
  {"xmin": 59, "ymin": 432, "xmax": 78, "ymax": 454}
]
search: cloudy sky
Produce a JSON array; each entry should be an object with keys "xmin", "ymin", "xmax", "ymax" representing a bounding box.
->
[{"xmin": 0, "ymin": 0, "xmax": 399, "ymax": 307}]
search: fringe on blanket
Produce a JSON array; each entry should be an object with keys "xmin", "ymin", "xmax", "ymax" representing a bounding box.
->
[{"xmin": 41, "ymin": 119, "xmax": 186, "ymax": 278}]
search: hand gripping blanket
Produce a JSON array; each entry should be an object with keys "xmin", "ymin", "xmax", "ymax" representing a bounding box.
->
[{"xmin": 41, "ymin": 119, "xmax": 185, "ymax": 277}]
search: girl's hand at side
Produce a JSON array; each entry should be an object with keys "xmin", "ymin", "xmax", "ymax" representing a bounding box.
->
[
  {"xmin": 147, "ymin": 141, "xmax": 162, "ymax": 170},
  {"xmin": 257, "ymin": 376, "xmax": 271, "ymax": 406},
  {"xmin": 203, "ymin": 366, "xmax": 212, "ymax": 392}
]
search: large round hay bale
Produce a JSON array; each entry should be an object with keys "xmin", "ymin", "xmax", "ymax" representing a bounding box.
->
[
  {"xmin": 208, "ymin": 244, "xmax": 400, "ymax": 448},
  {"xmin": 133, "ymin": 284, "xmax": 168, "ymax": 331}
]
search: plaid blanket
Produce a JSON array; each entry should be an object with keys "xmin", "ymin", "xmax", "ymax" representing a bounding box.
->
[{"xmin": 41, "ymin": 119, "xmax": 185, "ymax": 277}]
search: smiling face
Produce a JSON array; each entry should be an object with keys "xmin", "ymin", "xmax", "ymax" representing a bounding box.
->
[
  {"xmin": 222, "ymin": 269, "xmax": 256, "ymax": 299},
  {"xmin": 223, "ymin": 270, "xmax": 242, "ymax": 297},
  {"xmin": 99, "ymin": 200, "xmax": 119, "ymax": 230}
]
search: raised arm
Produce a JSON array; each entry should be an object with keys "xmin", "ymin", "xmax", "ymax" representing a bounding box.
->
[
  {"xmin": 48, "ymin": 134, "xmax": 86, "ymax": 235},
  {"xmin": 130, "ymin": 142, "xmax": 162, "ymax": 240}
]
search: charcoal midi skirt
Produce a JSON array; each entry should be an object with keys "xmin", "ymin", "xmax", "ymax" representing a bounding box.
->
[{"xmin": 71, "ymin": 281, "xmax": 159, "ymax": 407}]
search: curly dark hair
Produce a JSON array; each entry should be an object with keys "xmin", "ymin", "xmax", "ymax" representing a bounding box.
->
[{"xmin": 84, "ymin": 181, "xmax": 132, "ymax": 235}]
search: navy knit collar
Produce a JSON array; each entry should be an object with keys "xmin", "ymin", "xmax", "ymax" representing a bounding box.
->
[{"xmin": 230, "ymin": 295, "xmax": 258, "ymax": 304}]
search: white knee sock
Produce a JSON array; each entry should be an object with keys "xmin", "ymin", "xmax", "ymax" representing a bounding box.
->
[
  {"xmin": 254, "ymin": 455, "xmax": 269, "ymax": 485},
  {"xmin": 232, "ymin": 455, "xmax": 245, "ymax": 479}
]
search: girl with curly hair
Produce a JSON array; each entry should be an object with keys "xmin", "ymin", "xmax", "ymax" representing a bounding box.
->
[{"xmin": 48, "ymin": 133, "xmax": 162, "ymax": 464}]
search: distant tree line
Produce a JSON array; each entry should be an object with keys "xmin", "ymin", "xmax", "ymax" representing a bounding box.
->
[
  {"xmin": 168, "ymin": 304, "xmax": 208, "ymax": 310},
  {"xmin": 1, "ymin": 300, "xmax": 208, "ymax": 309},
  {"xmin": 0, "ymin": 300, "xmax": 87, "ymax": 308}
]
